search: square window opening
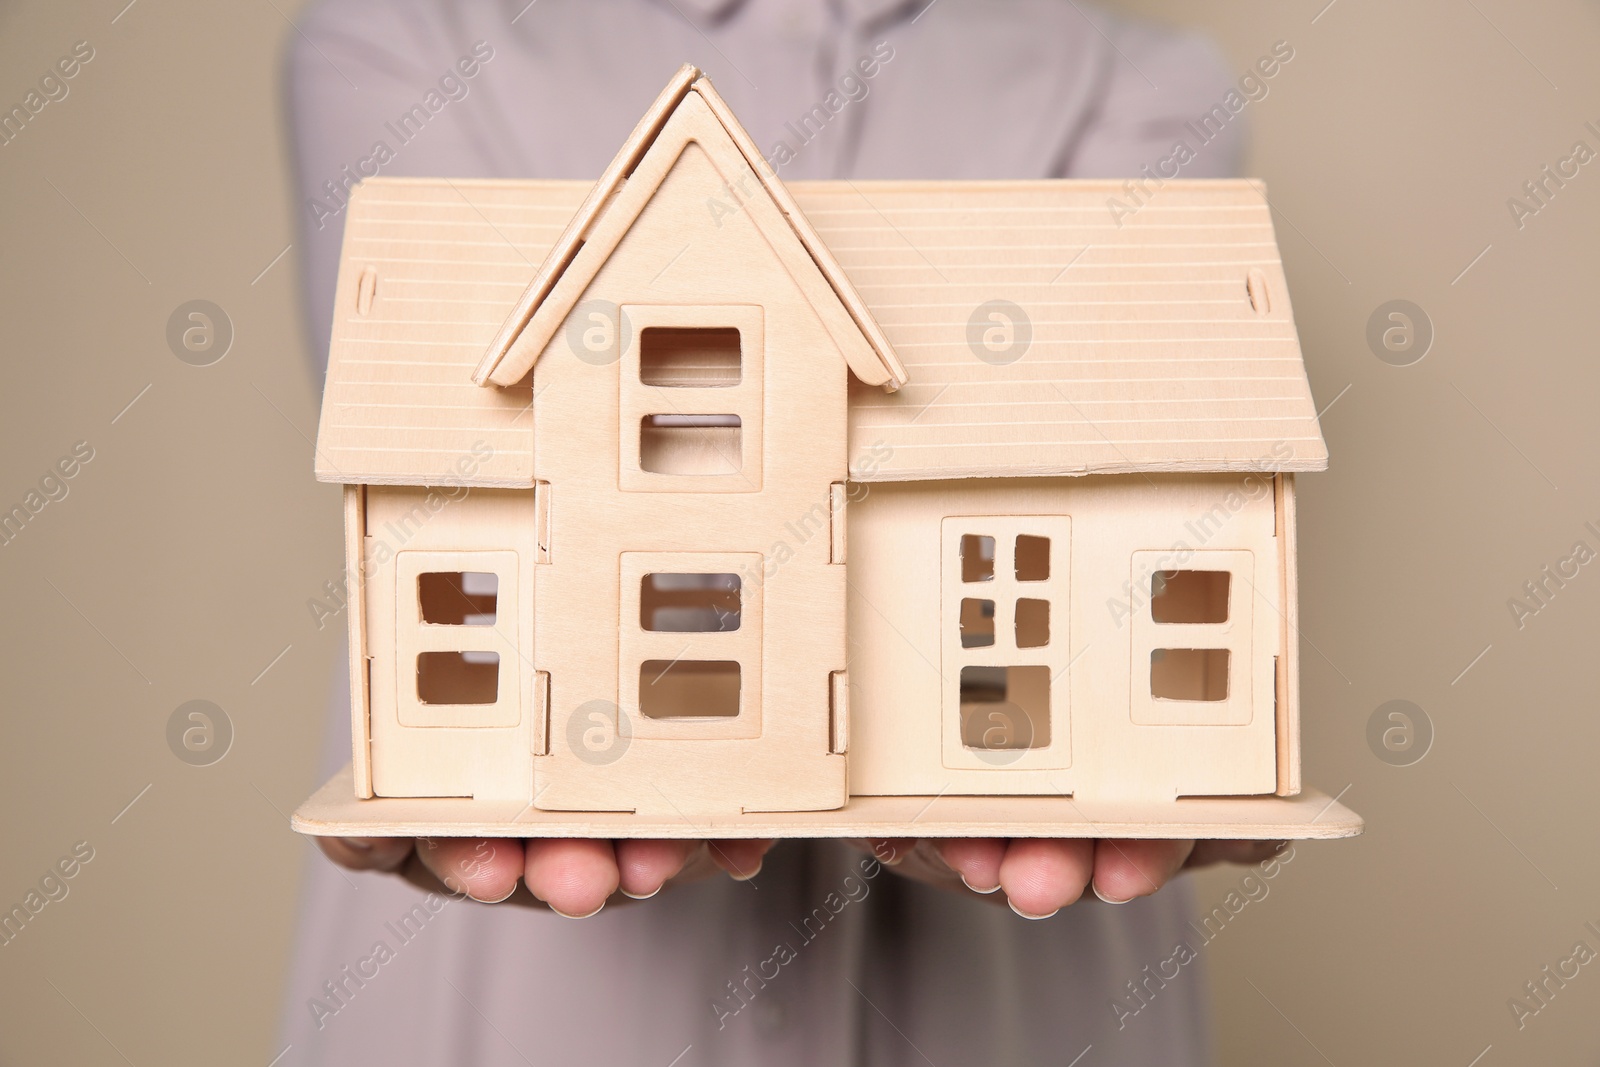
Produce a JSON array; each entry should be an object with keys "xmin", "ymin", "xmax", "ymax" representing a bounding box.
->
[
  {"xmin": 960, "ymin": 534, "xmax": 995, "ymax": 582},
  {"xmin": 1150, "ymin": 570, "xmax": 1231, "ymax": 624},
  {"xmin": 639, "ymin": 659, "xmax": 741, "ymax": 719},
  {"xmin": 417, "ymin": 651, "xmax": 500, "ymax": 705},
  {"xmin": 959, "ymin": 598, "xmax": 995, "ymax": 648},
  {"xmin": 1015, "ymin": 598, "xmax": 1050, "ymax": 648},
  {"xmin": 640, "ymin": 327, "xmax": 741, "ymax": 387},
  {"xmin": 640, "ymin": 573, "xmax": 741, "ymax": 632},
  {"xmin": 418, "ymin": 571, "xmax": 498, "ymax": 625},
  {"xmin": 1150, "ymin": 648, "xmax": 1230, "ymax": 701},
  {"xmin": 640, "ymin": 415, "xmax": 742, "ymax": 476},
  {"xmin": 959, "ymin": 665, "xmax": 1051, "ymax": 750},
  {"xmin": 1015, "ymin": 534, "xmax": 1050, "ymax": 581}
]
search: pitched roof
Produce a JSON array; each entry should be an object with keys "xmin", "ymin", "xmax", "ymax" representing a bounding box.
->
[
  {"xmin": 314, "ymin": 177, "xmax": 1327, "ymax": 485},
  {"xmin": 472, "ymin": 64, "xmax": 907, "ymax": 394}
]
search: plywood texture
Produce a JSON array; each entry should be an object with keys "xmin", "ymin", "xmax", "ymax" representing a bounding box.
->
[
  {"xmin": 315, "ymin": 179, "xmax": 1327, "ymax": 486},
  {"xmin": 294, "ymin": 763, "xmax": 1362, "ymax": 841}
]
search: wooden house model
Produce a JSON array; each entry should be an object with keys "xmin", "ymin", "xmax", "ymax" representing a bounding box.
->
[{"xmin": 294, "ymin": 67, "xmax": 1361, "ymax": 842}]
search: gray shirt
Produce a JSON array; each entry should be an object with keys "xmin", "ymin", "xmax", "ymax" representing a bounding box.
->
[{"xmin": 281, "ymin": 2, "xmax": 1241, "ymax": 1063}]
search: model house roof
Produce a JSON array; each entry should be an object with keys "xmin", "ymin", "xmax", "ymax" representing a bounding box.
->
[{"xmin": 314, "ymin": 172, "xmax": 1327, "ymax": 486}]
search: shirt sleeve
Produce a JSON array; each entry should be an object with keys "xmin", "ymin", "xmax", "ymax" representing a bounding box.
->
[{"xmin": 1063, "ymin": 15, "xmax": 1246, "ymax": 181}]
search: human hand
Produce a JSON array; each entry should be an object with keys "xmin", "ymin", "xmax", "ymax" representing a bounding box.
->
[
  {"xmin": 317, "ymin": 836, "xmax": 774, "ymax": 916},
  {"xmin": 852, "ymin": 838, "xmax": 1287, "ymax": 919}
]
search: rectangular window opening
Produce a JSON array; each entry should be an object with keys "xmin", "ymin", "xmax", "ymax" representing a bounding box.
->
[
  {"xmin": 640, "ymin": 415, "xmax": 742, "ymax": 476},
  {"xmin": 418, "ymin": 571, "xmax": 498, "ymax": 626},
  {"xmin": 639, "ymin": 659, "xmax": 741, "ymax": 719},
  {"xmin": 640, "ymin": 573, "xmax": 741, "ymax": 632},
  {"xmin": 1015, "ymin": 598, "xmax": 1050, "ymax": 648},
  {"xmin": 1150, "ymin": 648, "xmax": 1230, "ymax": 701},
  {"xmin": 416, "ymin": 651, "xmax": 500, "ymax": 705},
  {"xmin": 1150, "ymin": 570, "xmax": 1230, "ymax": 624},
  {"xmin": 959, "ymin": 665, "xmax": 1051, "ymax": 750},
  {"xmin": 640, "ymin": 327, "xmax": 741, "ymax": 387},
  {"xmin": 960, "ymin": 534, "xmax": 995, "ymax": 582},
  {"xmin": 959, "ymin": 598, "xmax": 995, "ymax": 648},
  {"xmin": 1015, "ymin": 534, "xmax": 1050, "ymax": 582}
]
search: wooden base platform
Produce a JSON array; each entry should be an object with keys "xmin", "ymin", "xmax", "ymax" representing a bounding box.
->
[{"xmin": 292, "ymin": 765, "xmax": 1362, "ymax": 841}]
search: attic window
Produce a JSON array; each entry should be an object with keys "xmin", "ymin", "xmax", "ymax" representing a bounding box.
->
[
  {"xmin": 640, "ymin": 327, "xmax": 741, "ymax": 387},
  {"xmin": 639, "ymin": 415, "xmax": 742, "ymax": 476}
]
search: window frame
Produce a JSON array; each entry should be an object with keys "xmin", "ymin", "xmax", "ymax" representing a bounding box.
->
[
  {"xmin": 619, "ymin": 551, "xmax": 763, "ymax": 740},
  {"xmin": 1129, "ymin": 549, "xmax": 1254, "ymax": 725},
  {"xmin": 939, "ymin": 516, "xmax": 1073, "ymax": 770},
  {"xmin": 394, "ymin": 550, "xmax": 521, "ymax": 728},
  {"xmin": 618, "ymin": 305, "xmax": 764, "ymax": 494}
]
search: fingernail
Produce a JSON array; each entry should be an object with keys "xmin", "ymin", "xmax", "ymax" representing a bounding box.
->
[
  {"xmin": 469, "ymin": 884, "xmax": 518, "ymax": 904},
  {"xmin": 620, "ymin": 884, "xmax": 662, "ymax": 900},
  {"xmin": 550, "ymin": 900, "xmax": 607, "ymax": 919},
  {"xmin": 1008, "ymin": 899, "xmax": 1059, "ymax": 921},
  {"xmin": 960, "ymin": 873, "xmax": 1000, "ymax": 895},
  {"xmin": 729, "ymin": 861, "xmax": 763, "ymax": 882},
  {"xmin": 339, "ymin": 837, "xmax": 373, "ymax": 852},
  {"xmin": 1092, "ymin": 884, "xmax": 1133, "ymax": 905}
]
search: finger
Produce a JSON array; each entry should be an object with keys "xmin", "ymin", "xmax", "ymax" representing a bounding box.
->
[
  {"xmin": 524, "ymin": 839, "xmax": 619, "ymax": 917},
  {"xmin": 614, "ymin": 839, "xmax": 699, "ymax": 899},
  {"xmin": 318, "ymin": 836, "xmax": 413, "ymax": 873},
  {"xmin": 415, "ymin": 838, "xmax": 525, "ymax": 903},
  {"xmin": 705, "ymin": 839, "xmax": 775, "ymax": 881},
  {"xmin": 931, "ymin": 838, "xmax": 1007, "ymax": 894},
  {"xmin": 1186, "ymin": 839, "xmax": 1288, "ymax": 870},
  {"xmin": 1091, "ymin": 839, "xmax": 1195, "ymax": 904},
  {"xmin": 999, "ymin": 838, "xmax": 1094, "ymax": 919}
]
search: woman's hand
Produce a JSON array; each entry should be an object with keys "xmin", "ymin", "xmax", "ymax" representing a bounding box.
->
[
  {"xmin": 317, "ymin": 836, "xmax": 774, "ymax": 916},
  {"xmin": 851, "ymin": 837, "xmax": 1287, "ymax": 919},
  {"xmin": 318, "ymin": 835, "xmax": 1284, "ymax": 919}
]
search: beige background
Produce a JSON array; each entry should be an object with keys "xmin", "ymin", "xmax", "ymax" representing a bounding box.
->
[{"xmin": 1, "ymin": 1, "xmax": 1595, "ymax": 1063}]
